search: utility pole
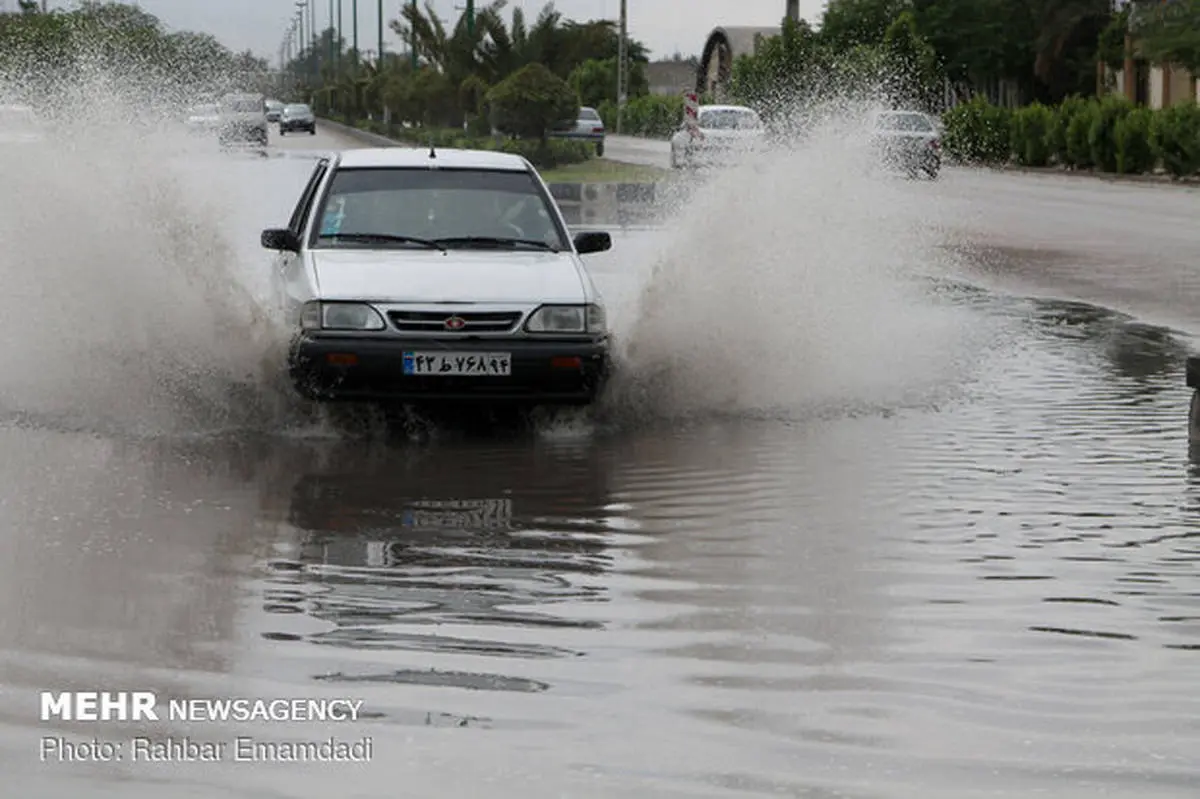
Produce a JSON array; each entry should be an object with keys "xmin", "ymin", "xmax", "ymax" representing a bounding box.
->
[
  {"xmin": 466, "ymin": 0, "xmax": 474, "ymax": 35},
  {"xmin": 409, "ymin": 0, "xmax": 417, "ymax": 69},
  {"xmin": 336, "ymin": 0, "xmax": 342, "ymax": 73},
  {"xmin": 328, "ymin": 0, "xmax": 335, "ymax": 72},
  {"xmin": 352, "ymin": 0, "xmax": 358, "ymax": 69},
  {"xmin": 377, "ymin": 0, "xmax": 384, "ymax": 67},
  {"xmin": 617, "ymin": 0, "xmax": 627, "ymax": 134}
]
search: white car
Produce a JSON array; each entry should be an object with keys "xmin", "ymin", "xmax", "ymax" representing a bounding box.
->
[
  {"xmin": 670, "ymin": 104, "xmax": 767, "ymax": 169},
  {"xmin": 260, "ymin": 147, "xmax": 614, "ymax": 409},
  {"xmin": 218, "ymin": 92, "xmax": 268, "ymax": 146}
]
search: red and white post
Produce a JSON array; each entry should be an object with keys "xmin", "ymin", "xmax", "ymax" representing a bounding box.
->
[{"xmin": 683, "ymin": 91, "xmax": 701, "ymax": 138}]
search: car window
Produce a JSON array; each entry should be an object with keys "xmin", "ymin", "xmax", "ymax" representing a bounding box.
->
[
  {"xmin": 310, "ymin": 167, "xmax": 567, "ymax": 250},
  {"xmin": 284, "ymin": 105, "xmax": 310, "ymax": 115},
  {"xmin": 580, "ymin": 108, "xmax": 600, "ymax": 121},
  {"xmin": 876, "ymin": 112, "xmax": 933, "ymax": 132},
  {"xmin": 289, "ymin": 160, "xmax": 329, "ymax": 233},
  {"xmin": 699, "ymin": 109, "xmax": 761, "ymax": 130}
]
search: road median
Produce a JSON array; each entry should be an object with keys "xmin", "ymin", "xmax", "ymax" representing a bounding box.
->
[{"xmin": 317, "ymin": 118, "xmax": 665, "ymax": 225}]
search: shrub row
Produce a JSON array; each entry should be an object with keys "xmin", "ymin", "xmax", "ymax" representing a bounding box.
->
[
  {"xmin": 942, "ymin": 94, "xmax": 1200, "ymax": 178},
  {"xmin": 596, "ymin": 94, "xmax": 685, "ymax": 138},
  {"xmin": 333, "ymin": 116, "xmax": 594, "ymax": 170}
]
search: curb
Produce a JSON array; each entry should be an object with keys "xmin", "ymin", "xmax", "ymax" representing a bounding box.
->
[
  {"xmin": 986, "ymin": 164, "xmax": 1200, "ymax": 188},
  {"xmin": 317, "ymin": 116, "xmax": 403, "ymax": 148}
]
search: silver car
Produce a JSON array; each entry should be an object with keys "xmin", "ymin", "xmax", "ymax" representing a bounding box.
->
[
  {"xmin": 549, "ymin": 106, "xmax": 606, "ymax": 156},
  {"xmin": 669, "ymin": 104, "xmax": 767, "ymax": 170},
  {"xmin": 279, "ymin": 103, "xmax": 315, "ymax": 136},
  {"xmin": 868, "ymin": 110, "xmax": 941, "ymax": 179}
]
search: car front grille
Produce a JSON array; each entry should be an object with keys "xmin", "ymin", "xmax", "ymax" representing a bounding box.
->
[{"xmin": 388, "ymin": 310, "xmax": 522, "ymax": 334}]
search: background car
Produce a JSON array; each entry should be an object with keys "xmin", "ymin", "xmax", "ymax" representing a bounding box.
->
[
  {"xmin": 549, "ymin": 106, "xmax": 606, "ymax": 156},
  {"xmin": 670, "ymin": 104, "xmax": 766, "ymax": 169},
  {"xmin": 265, "ymin": 99, "xmax": 284, "ymax": 123},
  {"xmin": 217, "ymin": 92, "xmax": 268, "ymax": 146},
  {"xmin": 868, "ymin": 109, "xmax": 941, "ymax": 179},
  {"xmin": 279, "ymin": 103, "xmax": 316, "ymax": 135}
]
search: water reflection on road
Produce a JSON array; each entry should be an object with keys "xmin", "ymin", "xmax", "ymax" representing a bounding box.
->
[{"xmin": 2, "ymin": 147, "xmax": 1200, "ymax": 795}]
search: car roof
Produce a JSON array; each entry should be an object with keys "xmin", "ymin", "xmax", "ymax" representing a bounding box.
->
[
  {"xmin": 335, "ymin": 147, "xmax": 531, "ymax": 171},
  {"xmin": 700, "ymin": 104, "xmax": 757, "ymax": 113}
]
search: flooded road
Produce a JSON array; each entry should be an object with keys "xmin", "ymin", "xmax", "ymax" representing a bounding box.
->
[{"xmin": 1, "ymin": 122, "xmax": 1198, "ymax": 798}]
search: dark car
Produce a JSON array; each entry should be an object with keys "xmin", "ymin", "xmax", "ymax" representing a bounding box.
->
[
  {"xmin": 869, "ymin": 110, "xmax": 941, "ymax": 179},
  {"xmin": 279, "ymin": 103, "xmax": 316, "ymax": 135}
]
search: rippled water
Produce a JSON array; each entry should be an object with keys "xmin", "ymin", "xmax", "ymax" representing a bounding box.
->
[
  {"xmin": 2, "ymin": 115, "xmax": 1200, "ymax": 796},
  {"xmin": 3, "ymin": 275, "xmax": 1199, "ymax": 797}
]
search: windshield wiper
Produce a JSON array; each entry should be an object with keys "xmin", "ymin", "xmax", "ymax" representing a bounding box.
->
[
  {"xmin": 432, "ymin": 236, "xmax": 560, "ymax": 252},
  {"xmin": 318, "ymin": 232, "xmax": 446, "ymax": 252}
]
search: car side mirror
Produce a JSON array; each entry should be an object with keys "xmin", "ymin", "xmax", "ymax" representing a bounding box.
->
[
  {"xmin": 573, "ymin": 230, "xmax": 611, "ymax": 255},
  {"xmin": 261, "ymin": 228, "xmax": 300, "ymax": 252}
]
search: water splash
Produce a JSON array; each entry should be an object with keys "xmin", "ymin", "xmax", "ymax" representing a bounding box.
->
[
  {"xmin": 0, "ymin": 74, "xmax": 300, "ymax": 438},
  {"xmin": 604, "ymin": 96, "xmax": 983, "ymax": 424}
]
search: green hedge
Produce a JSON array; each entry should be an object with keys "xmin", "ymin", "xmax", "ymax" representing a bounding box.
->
[
  {"xmin": 334, "ymin": 118, "xmax": 593, "ymax": 169},
  {"xmin": 940, "ymin": 94, "xmax": 1200, "ymax": 178},
  {"xmin": 596, "ymin": 94, "xmax": 685, "ymax": 138}
]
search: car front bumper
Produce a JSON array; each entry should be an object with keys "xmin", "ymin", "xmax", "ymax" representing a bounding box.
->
[
  {"xmin": 289, "ymin": 334, "xmax": 612, "ymax": 405},
  {"xmin": 280, "ymin": 120, "xmax": 315, "ymax": 131}
]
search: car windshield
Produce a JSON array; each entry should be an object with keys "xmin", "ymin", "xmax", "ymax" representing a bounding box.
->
[
  {"xmin": 224, "ymin": 98, "xmax": 262, "ymax": 113},
  {"xmin": 312, "ymin": 167, "xmax": 567, "ymax": 251},
  {"xmin": 699, "ymin": 109, "xmax": 761, "ymax": 129},
  {"xmin": 876, "ymin": 112, "xmax": 934, "ymax": 132},
  {"xmin": 284, "ymin": 104, "xmax": 310, "ymax": 115}
]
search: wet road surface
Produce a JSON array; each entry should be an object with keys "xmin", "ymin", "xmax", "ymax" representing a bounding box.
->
[{"xmin": 0, "ymin": 123, "xmax": 1198, "ymax": 798}]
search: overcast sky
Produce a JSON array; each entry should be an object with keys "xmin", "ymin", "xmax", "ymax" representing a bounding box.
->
[{"xmin": 40, "ymin": 0, "xmax": 829, "ymax": 62}]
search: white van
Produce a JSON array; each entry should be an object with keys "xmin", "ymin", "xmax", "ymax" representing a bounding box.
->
[{"xmin": 218, "ymin": 93, "xmax": 268, "ymax": 146}]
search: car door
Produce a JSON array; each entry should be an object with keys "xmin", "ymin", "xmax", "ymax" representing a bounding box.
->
[{"xmin": 273, "ymin": 158, "xmax": 329, "ymax": 321}]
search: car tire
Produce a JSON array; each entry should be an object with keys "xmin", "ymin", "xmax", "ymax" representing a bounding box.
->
[
  {"xmin": 309, "ymin": 126, "xmax": 316, "ymax": 135},
  {"xmin": 596, "ymin": 141, "xmax": 604, "ymax": 157},
  {"xmin": 279, "ymin": 129, "xmax": 286, "ymax": 136}
]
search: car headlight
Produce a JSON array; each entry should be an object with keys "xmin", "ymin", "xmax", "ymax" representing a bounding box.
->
[
  {"xmin": 524, "ymin": 304, "xmax": 606, "ymax": 334},
  {"xmin": 299, "ymin": 301, "xmax": 385, "ymax": 331}
]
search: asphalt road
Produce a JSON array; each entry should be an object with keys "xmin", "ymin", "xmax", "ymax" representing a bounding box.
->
[{"xmin": 4, "ymin": 112, "xmax": 1200, "ymax": 799}]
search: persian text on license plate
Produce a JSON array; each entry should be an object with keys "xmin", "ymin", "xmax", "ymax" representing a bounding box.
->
[{"xmin": 402, "ymin": 351, "xmax": 511, "ymax": 376}]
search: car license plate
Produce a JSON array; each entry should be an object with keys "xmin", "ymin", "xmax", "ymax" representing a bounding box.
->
[{"xmin": 402, "ymin": 351, "xmax": 511, "ymax": 376}]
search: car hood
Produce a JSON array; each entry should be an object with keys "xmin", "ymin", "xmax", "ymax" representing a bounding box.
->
[{"xmin": 310, "ymin": 249, "xmax": 589, "ymax": 304}]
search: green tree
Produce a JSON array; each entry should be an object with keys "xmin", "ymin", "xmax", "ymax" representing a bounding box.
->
[
  {"xmin": 486, "ymin": 61, "xmax": 577, "ymax": 142},
  {"xmin": 817, "ymin": 0, "xmax": 912, "ymax": 52},
  {"xmin": 568, "ymin": 56, "xmax": 647, "ymax": 107},
  {"xmin": 1135, "ymin": 0, "xmax": 1200, "ymax": 74}
]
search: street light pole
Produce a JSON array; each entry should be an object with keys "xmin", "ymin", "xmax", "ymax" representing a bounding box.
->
[
  {"xmin": 410, "ymin": 0, "xmax": 418, "ymax": 69},
  {"xmin": 466, "ymin": 0, "xmax": 474, "ymax": 35},
  {"xmin": 352, "ymin": 0, "xmax": 359, "ymax": 69},
  {"xmin": 617, "ymin": 0, "xmax": 627, "ymax": 134},
  {"xmin": 328, "ymin": 0, "xmax": 335, "ymax": 72},
  {"xmin": 336, "ymin": 0, "xmax": 343, "ymax": 73},
  {"xmin": 377, "ymin": 0, "xmax": 384, "ymax": 67}
]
